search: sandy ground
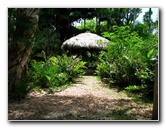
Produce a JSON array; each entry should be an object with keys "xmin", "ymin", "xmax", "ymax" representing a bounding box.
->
[{"xmin": 8, "ymin": 76, "xmax": 153, "ymax": 120}]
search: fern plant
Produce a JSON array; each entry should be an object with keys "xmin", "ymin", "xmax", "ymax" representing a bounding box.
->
[{"xmin": 27, "ymin": 54, "xmax": 86, "ymax": 93}]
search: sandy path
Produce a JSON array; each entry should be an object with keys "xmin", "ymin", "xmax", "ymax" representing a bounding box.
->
[{"xmin": 8, "ymin": 76, "xmax": 152, "ymax": 120}]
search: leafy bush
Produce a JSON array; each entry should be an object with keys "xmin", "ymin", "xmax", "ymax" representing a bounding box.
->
[
  {"xmin": 96, "ymin": 25, "xmax": 158, "ymax": 97},
  {"xmin": 125, "ymin": 84, "xmax": 154, "ymax": 99},
  {"xmin": 27, "ymin": 54, "xmax": 86, "ymax": 93},
  {"xmin": 125, "ymin": 85, "xmax": 146, "ymax": 92},
  {"xmin": 50, "ymin": 54, "xmax": 86, "ymax": 81}
]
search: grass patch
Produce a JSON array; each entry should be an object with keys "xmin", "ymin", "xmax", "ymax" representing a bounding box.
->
[
  {"xmin": 93, "ymin": 76, "xmax": 101, "ymax": 81},
  {"xmin": 105, "ymin": 107, "xmax": 134, "ymax": 120}
]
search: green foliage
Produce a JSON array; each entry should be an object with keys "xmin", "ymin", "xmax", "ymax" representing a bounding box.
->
[
  {"xmin": 125, "ymin": 85, "xmax": 146, "ymax": 92},
  {"xmin": 33, "ymin": 28, "xmax": 62, "ymax": 58},
  {"xmin": 76, "ymin": 18, "xmax": 108, "ymax": 33},
  {"xmin": 125, "ymin": 84, "xmax": 154, "ymax": 99},
  {"xmin": 134, "ymin": 23, "xmax": 150, "ymax": 39},
  {"xmin": 27, "ymin": 54, "xmax": 86, "ymax": 93},
  {"xmin": 96, "ymin": 25, "xmax": 158, "ymax": 98},
  {"xmin": 55, "ymin": 54, "xmax": 86, "ymax": 81},
  {"xmin": 76, "ymin": 19, "xmax": 96, "ymax": 33},
  {"xmin": 8, "ymin": 8, "xmax": 18, "ymax": 42},
  {"xmin": 85, "ymin": 61, "xmax": 99, "ymax": 69}
]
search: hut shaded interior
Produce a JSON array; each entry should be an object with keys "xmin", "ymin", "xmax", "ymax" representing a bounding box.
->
[
  {"xmin": 67, "ymin": 47, "xmax": 100, "ymax": 60},
  {"xmin": 65, "ymin": 47, "xmax": 101, "ymax": 70}
]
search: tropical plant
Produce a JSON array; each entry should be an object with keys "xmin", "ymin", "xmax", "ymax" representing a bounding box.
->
[
  {"xmin": 96, "ymin": 25, "xmax": 158, "ymax": 98},
  {"xmin": 27, "ymin": 54, "xmax": 86, "ymax": 93}
]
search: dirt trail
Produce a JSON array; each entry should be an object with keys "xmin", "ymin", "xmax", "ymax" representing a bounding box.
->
[{"xmin": 8, "ymin": 76, "xmax": 152, "ymax": 120}]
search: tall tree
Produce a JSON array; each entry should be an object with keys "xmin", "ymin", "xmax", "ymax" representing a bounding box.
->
[
  {"xmin": 149, "ymin": 8, "xmax": 152, "ymax": 32},
  {"xmin": 8, "ymin": 8, "xmax": 40, "ymax": 92},
  {"xmin": 123, "ymin": 8, "xmax": 142, "ymax": 26},
  {"xmin": 95, "ymin": 8, "xmax": 111, "ymax": 33},
  {"xmin": 143, "ymin": 8, "xmax": 153, "ymax": 33},
  {"xmin": 95, "ymin": 8, "xmax": 142, "ymax": 33}
]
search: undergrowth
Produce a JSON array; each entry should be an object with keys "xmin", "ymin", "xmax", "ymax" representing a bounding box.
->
[
  {"xmin": 11, "ymin": 54, "xmax": 86, "ymax": 99},
  {"xmin": 96, "ymin": 25, "xmax": 158, "ymax": 99}
]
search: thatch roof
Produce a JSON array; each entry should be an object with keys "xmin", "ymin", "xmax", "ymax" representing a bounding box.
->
[{"xmin": 61, "ymin": 32, "xmax": 109, "ymax": 50}]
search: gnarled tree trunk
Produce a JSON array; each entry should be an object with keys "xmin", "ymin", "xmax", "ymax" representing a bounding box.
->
[{"xmin": 8, "ymin": 8, "xmax": 40, "ymax": 92}]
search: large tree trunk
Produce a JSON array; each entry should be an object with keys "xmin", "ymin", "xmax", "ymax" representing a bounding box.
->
[
  {"xmin": 133, "ymin": 8, "xmax": 136, "ymax": 29},
  {"xmin": 152, "ymin": 63, "xmax": 158, "ymax": 120},
  {"xmin": 8, "ymin": 8, "xmax": 40, "ymax": 92}
]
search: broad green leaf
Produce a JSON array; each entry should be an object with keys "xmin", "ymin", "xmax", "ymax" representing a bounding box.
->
[
  {"xmin": 45, "ymin": 75, "xmax": 51, "ymax": 81},
  {"xmin": 147, "ymin": 49, "xmax": 154, "ymax": 59}
]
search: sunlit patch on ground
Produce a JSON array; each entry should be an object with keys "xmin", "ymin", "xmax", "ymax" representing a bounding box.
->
[{"xmin": 8, "ymin": 76, "xmax": 153, "ymax": 120}]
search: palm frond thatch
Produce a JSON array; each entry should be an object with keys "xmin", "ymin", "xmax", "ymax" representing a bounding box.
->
[{"xmin": 61, "ymin": 32, "xmax": 109, "ymax": 50}]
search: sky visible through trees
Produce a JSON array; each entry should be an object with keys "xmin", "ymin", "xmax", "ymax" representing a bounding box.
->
[
  {"xmin": 74, "ymin": 8, "xmax": 158, "ymax": 26},
  {"xmin": 137, "ymin": 8, "xmax": 158, "ymax": 22}
]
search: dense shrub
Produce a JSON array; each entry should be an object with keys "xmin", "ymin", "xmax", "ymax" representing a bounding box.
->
[
  {"xmin": 27, "ymin": 54, "xmax": 86, "ymax": 93},
  {"xmin": 96, "ymin": 25, "xmax": 158, "ymax": 97}
]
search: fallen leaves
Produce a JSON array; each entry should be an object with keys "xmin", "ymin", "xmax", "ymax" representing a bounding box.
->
[{"xmin": 8, "ymin": 76, "xmax": 153, "ymax": 120}]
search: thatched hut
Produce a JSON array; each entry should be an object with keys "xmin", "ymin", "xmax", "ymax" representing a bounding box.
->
[
  {"xmin": 61, "ymin": 31, "xmax": 109, "ymax": 51},
  {"xmin": 61, "ymin": 32, "xmax": 110, "ymax": 70},
  {"xmin": 61, "ymin": 32, "xmax": 109, "ymax": 63}
]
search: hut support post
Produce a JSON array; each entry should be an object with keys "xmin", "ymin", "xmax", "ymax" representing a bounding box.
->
[
  {"xmin": 69, "ymin": 49, "xmax": 72, "ymax": 56},
  {"xmin": 90, "ymin": 50, "xmax": 93, "ymax": 62},
  {"xmin": 79, "ymin": 49, "xmax": 82, "ymax": 57}
]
